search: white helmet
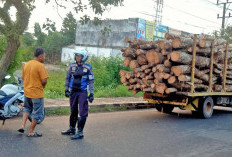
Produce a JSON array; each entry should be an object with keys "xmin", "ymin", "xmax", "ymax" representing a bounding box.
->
[{"xmin": 73, "ymin": 49, "xmax": 88, "ymax": 62}]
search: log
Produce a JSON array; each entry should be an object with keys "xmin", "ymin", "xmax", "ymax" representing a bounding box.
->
[
  {"xmin": 172, "ymin": 37, "xmax": 194, "ymax": 49},
  {"xmin": 164, "ymin": 59, "xmax": 172, "ymax": 68},
  {"xmin": 171, "ymin": 65, "xmax": 191, "ymax": 76},
  {"xmin": 161, "ymin": 49, "xmax": 171, "ymax": 56},
  {"xmin": 146, "ymin": 75, "xmax": 154, "ymax": 80},
  {"xmin": 151, "ymin": 83, "xmax": 156, "ymax": 89},
  {"xmin": 133, "ymin": 39, "xmax": 151, "ymax": 45},
  {"xmin": 172, "ymin": 83, "xmax": 208, "ymax": 90},
  {"xmin": 168, "ymin": 76, "xmax": 176, "ymax": 84},
  {"xmin": 139, "ymin": 44, "xmax": 156, "ymax": 50},
  {"xmin": 141, "ymin": 63, "xmax": 156, "ymax": 71},
  {"xmin": 129, "ymin": 78, "xmax": 138, "ymax": 84},
  {"xmin": 134, "ymin": 68, "xmax": 142, "ymax": 73},
  {"xmin": 154, "ymin": 72, "xmax": 159, "ymax": 79},
  {"xmin": 146, "ymin": 50, "xmax": 165, "ymax": 64},
  {"xmin": 121, "ymin": 47, "xmax": 127, "ymax": 52},
  {"xmin": 152, "ymin": 67, "xmax": 157, "ymax": 73},
  {"xmin": 125, "ymin": 72, "xmax": 134, "ymax": 79},
  {"xmin": 213, "ymin": 85, "xmax": 232, "ymax": 92},
  {"xmin": 171, "ymin": 65, "xmax": 216, "ymax": 82},
  {"xmin": 178, "ymin": 75, "xmax": 203, "ymax": 84},
  {"xmin": 165, "ymin": 33, "xmax": 181, "ymax": 40},
  {"xmin": 187, "ymin": 45, "xmax": 229, "ymax": 55},
  {"xmin": 129, "ymin": 60, "xmax": 139, "ymax": 69},
  {"xmin": 137, "ymin": 55, "xmax": 147, "ymax": 65},
  {"xmin": 154, "ymin": 78, "xmax": 163, "ymax": 85},
  {"xmin": 165, "ymin": 88, "xmax": 177, "ymax": 94},
  {"xmin": 119, "ymin": 70, "xmax": 127, "ymax": 76},
  {"xmin": 156, "ymin": 83, "xmax": 167, "ymax": 94},
  {"xmin": 137, "ymin": 72, "xmax": 146, "ymax": 78},
  {"xmin": 136, "ymin": 49, "xmax": 147, "ymax": 56},
  {"xmin": 157, "ymin": 65, "xmax": 171, "ymax": 73},
  {"xmin": 214, "ymin": 51, "xmax": 232, "ymax": 63},
  {"xmin": 215, "ymin": 64, "xmax": 232, "ymax": 71},
  {"xmin": 123, "ymin": 48, "xmax": 137, "ymax": 58},
  {"xmin": 159, "ymin": 40, "xmax": 172, "ymax": 50},
  {"xmin": 170, "ymin": 51, "xmax": 210, "ymax": 67},
  {"xmin": 144, "ymin": 69, "xmax": 152, "ymax": 74},
  {"xmin": 163, "ymin": 73, "xmax": 171, "ymax": 79},
  {"xmin": 143, "ymin": 88, "xmax": 155, "ymax": 92},
  {"xmin": 120, "ymin": 76, "xmax": 127, "ymax": 83},
  {"xmin": 199, "ymin": 38, "xmax": 226, "ymax": 48},
  {"xmin": 123, "ymin": 57, "xmax": 131, "ymax": 67}
]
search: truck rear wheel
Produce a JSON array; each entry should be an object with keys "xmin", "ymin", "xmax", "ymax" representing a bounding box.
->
[
  {"xmin": 155, "ymin": 104, "xmax": 174, "ymax": 113},
  {"xmin": 199, "ymin": 96, "xmax": 214, "ymax": 119},
  {"xmin": 163, "ymin": 104, "xmax": 174, "ymax": 113},
  {"xmin": 155, "ymin": 104, "xmax": 162, "ymax": 112}
]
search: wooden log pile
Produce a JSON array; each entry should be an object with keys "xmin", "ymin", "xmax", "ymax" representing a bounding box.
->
[{"xmin": 120, "ymin": 34, "xmax": 232, "ymax": 95}]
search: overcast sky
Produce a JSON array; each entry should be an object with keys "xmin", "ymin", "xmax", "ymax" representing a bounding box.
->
[{"xmin": 27, "ymin": 0, "xmax": 230, "ymax": 34}]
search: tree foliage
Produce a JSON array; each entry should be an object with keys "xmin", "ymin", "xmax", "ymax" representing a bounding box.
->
[{"xmin": 0, "ymin": 0, "xmax": 123, "ymax": 85}]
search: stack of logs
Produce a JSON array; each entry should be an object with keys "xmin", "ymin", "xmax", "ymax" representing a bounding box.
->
[{"xmin": 120, "ymin": 33, "xmax": 232, "ymax": 95}]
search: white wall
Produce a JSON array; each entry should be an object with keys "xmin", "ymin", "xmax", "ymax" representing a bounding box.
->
[{"xmin": 61, "ymin": 45, "xmax": 122, "ymax": 63}]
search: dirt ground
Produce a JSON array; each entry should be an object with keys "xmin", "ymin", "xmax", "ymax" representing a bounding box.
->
[{"xmin": 44, "ymin": 97, "xmax": 148, "ymax": 107}]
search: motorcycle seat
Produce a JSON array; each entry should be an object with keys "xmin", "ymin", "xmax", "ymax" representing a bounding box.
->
[{"xmin": 0, "ymin": 90, "xmax": 7, "ymax": 97}]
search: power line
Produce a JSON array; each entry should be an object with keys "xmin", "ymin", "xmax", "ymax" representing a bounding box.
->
[
  {"xmin": 136, "ymin": 11, "xmax": 220, "ymax": 30},
  {"xmin": 164, "ymin": 3, "xmax": 221, "ymax": 26}
]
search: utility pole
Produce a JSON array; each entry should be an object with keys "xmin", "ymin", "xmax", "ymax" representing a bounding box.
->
[
  {"xmin": 154, "ymin": 0, "xmax": 163, "ymax": 25},
  {"xmin": 217, "ymin": 0, "xmax": 232, "ymax": 31}
]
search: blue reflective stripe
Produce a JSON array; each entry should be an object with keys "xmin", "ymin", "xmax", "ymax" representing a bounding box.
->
[{"xmin": 81, "ymin": 78, "xmax": 88, "ymax": 90}]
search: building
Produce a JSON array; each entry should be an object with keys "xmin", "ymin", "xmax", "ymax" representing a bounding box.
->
[
  {"xmin": 61, "ymin": 18, "xmax": 192, "ymax": 62},
  {"xmin": 61, "ymin": 18, "xmax": 139, "ymax": 62}
]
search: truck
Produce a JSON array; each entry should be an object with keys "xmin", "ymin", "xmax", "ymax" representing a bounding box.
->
[{"xmin": 143, "ymin": 35, "xmax": 232, "ymax": 119}]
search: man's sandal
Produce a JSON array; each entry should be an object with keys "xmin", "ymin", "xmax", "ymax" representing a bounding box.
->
[{"xmin": 27, "ymin": 132, "xmax": 42, "ymax": 137}]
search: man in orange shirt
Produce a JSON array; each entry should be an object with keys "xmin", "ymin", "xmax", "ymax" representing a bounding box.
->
[{"xmin": 18, "ymin": 48, "xmax": 49, "ymax": 137}]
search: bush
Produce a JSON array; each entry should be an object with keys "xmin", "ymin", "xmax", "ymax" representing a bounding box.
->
[
  {"xmin": 44, "ymin": 70, "xmax": 66, "ymax": 98},
  {"xmin": 87, "ymin": 55, "xmax": 131, "ymax": 92}
]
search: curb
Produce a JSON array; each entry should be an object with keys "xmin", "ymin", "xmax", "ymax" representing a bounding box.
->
[{"xmin": 44, "ymin": 102, "xmax": 155, "ymax": 112}]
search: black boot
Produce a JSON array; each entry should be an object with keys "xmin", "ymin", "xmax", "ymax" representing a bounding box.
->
[
  {"xmin": 71, "ymin": 116, "xmax": 87, "ymax": 140},
  {"xmin": 61, "ymin": 126, "xmax": 76, "ymax": 135}
]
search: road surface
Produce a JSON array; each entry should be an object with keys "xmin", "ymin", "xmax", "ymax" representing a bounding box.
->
[{"xmin": 1, "ymin": 108, "xmax": 232, "ymax": 157}]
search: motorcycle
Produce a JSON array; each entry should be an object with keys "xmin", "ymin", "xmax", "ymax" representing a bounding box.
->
[{"xmin": 0, "ymin": 75, "xmax": 45, "ymax": 125}]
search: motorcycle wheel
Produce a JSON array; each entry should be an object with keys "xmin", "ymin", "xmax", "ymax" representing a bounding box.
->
[{"xmin": 28, "ymin": 108, "xmax": 46, "ymax": 124}]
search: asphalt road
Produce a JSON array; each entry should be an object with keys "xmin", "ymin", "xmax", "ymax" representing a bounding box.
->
[{"xmin": 1, "ymin": 107, "xmax": 232, "ymax": 157}]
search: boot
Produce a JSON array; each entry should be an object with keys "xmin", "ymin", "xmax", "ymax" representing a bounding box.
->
[
  {"xmin": 71, "ymin": 117, "xmax": 86, "ymax": 140},
  {"xmin": 61, "ymin": 126, "xmax": 76, "ymax": 135}
]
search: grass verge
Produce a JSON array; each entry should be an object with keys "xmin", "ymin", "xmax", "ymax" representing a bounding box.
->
[{"xmin": 45, "ymin": 105, "xmax": 128, "ymax": 116}]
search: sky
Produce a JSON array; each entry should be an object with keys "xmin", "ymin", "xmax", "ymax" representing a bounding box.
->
[{"xmin": 26, "ymin": 0, "xmax": 229, "ymax": 34}]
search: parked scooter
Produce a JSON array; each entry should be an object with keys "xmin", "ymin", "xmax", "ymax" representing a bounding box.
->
[{"xmin": 0, "ymin": 75, "xmax": 45, "ymax": 125}]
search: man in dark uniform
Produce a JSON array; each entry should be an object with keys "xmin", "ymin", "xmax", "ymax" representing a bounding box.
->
[{"xmin": 61, "ymin": 49, "xmax": 94, "ymax": 140}]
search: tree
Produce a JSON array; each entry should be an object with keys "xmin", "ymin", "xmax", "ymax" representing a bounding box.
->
[
  {"xmin": 0, "ymin": 0, "xmax": 123, "ymax": 86},
  {"xmin": 34, "ymin": 23, "xmax": 47, "ymax": 47},
  {"xmin": 61, "ymin": 12, "xmax": 77, "ymax": 45},
  {"xmin": 21, "ymin": 32, "xmax": 35, "ymax": 47}
]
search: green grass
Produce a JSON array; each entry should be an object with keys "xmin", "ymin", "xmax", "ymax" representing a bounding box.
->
[
  {"xmin": 94, "ymin": 85, "xmax": 143, "ymax": 98},
  {"xmin": 44, "ymin": 70, "xmax": 66, "ymax": 99},
  {"xmin": 44, "ymin": 68, "xmax": 143, "ymax": 99},
  {"xmin": 45, "ymin": 105, "xmax": 128, "ymax": 116}
]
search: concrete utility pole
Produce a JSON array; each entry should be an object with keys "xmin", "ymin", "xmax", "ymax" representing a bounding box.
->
[
  {"xmin": 154, "ymin": 0, "xmax": 163, "ymax": 25},
  {"xmin": 217, "ymin": 0, "xmax": 232, "ymax": 31}
]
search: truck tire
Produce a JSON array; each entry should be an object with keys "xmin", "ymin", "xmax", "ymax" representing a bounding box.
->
[
  {"xmin": 199, "ymin": 96, "xmax": 214, "ymax": 119},
  {"xmin": 163, "ymin": 104, "xmax": 174, "ymax": 113},
  {"xmin": 155, "ymin": 104, "xmax": 163, "ymax": 112},
  {"xmin": 155, "ymin": 104, "xmax": 162, "ymax": 112}
]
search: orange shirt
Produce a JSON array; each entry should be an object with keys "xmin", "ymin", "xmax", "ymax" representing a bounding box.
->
[{"xmin": 22, "ymin": 60, "xmax": 49, "ymax": 98}]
